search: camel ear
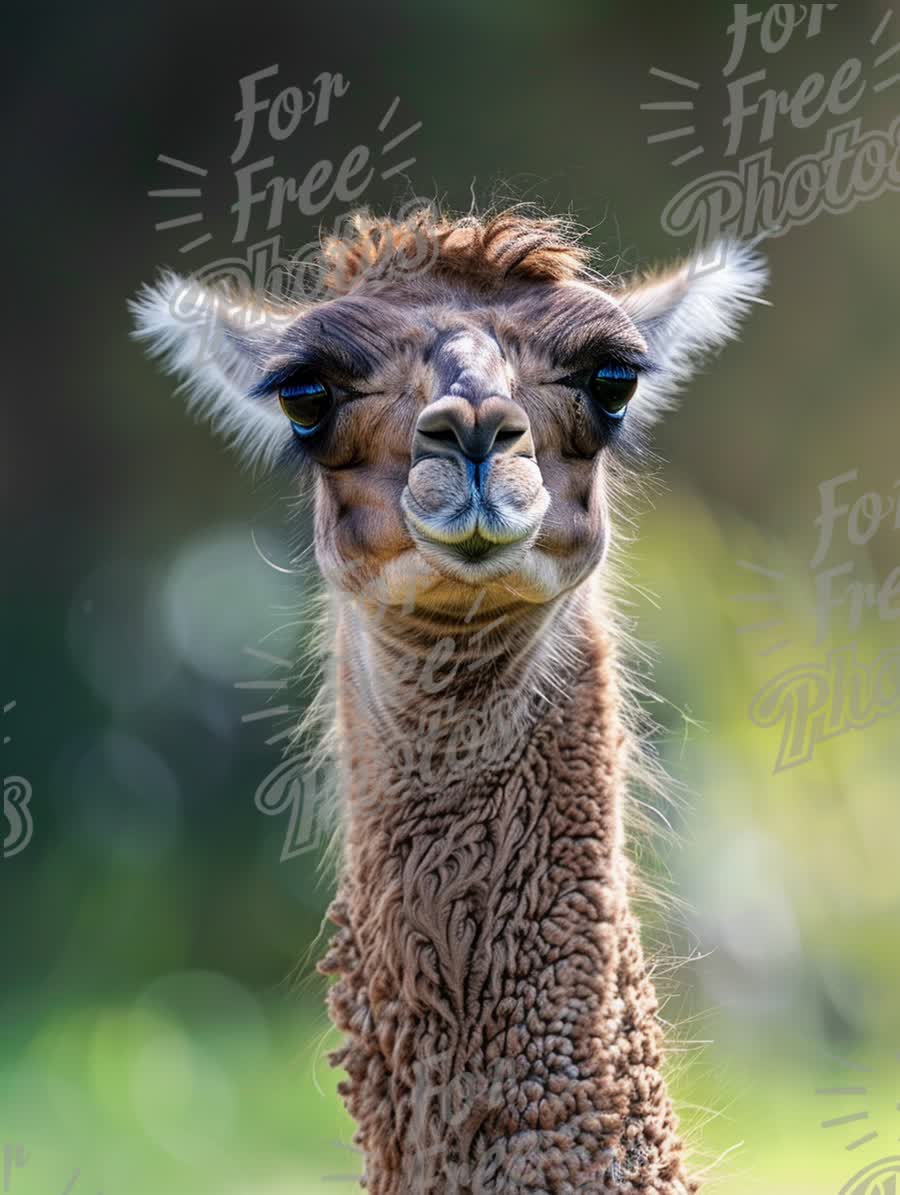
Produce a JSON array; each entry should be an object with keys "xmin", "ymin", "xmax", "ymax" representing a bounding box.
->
[
  {"xmin": 129, "ymin": 272, "xmax": 295, "ymax": 471},
  {"xmin": 616, "ymin": 240, "xmax": 768, "ymax": 421}
]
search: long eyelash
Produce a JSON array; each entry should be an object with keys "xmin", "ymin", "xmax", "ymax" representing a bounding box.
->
[
  {"xmin": 250, "ymin": 358, "xmax": 380, "ymax": 403},
  {"xmin": 249, "ymin": 363, "xmax": 319, "ymax": 400},
  {"xmin": 596, "ymin": 362, "xmax": 638, "ymax": 381},
  {"xmin": 281, "ymin": 380, "xmax": 327, "ymax": 398},
  {"xmin": 604, "ymin": 349, "xmax": 655, "ymax": 372},
  {"xmin": 554, "ymin": 350, "xmax": 655, "ymax": 389}
]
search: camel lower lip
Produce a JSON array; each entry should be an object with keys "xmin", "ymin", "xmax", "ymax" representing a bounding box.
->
[
  {"xmin": 452, "ymin": 531, "xmax": 496, "ymax": 561},
  {"xmin": 414, "ymin": 534, "xmax": 528, "ymax": 584}
]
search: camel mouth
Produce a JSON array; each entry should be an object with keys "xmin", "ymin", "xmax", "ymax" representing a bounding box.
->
[
  {"xmin": 414, "ymin": 534, "xmax": 531, "ymax": 584},
  {"xmin": 399, "ymin": 501, "xmax": 541, "ymax": 583},
  {"xmin": 402, "ymin": 457, "xmax": 549, "ymax": 544},
  {"xmin": 402, "ymin": 498, "xmax": 542, "ymax": 572},
  {"xmin": 399, "ymin": 478, "xmax": 551, "ymax": 587},
  {"xmin": 452, "ymin": 530, "xmax": 495, "ymax": 561}
]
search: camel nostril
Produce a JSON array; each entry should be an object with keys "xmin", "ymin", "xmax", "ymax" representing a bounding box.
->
[
  {"xmin": 493, "ymin": 426, "xmax": 527, "ymax": 447},
  {"xmin": 422, "ymin": 426, "xmax": 461, "ymax": 448},
  {"xmin": 414, "ymin": 398, "xmax": 533, "ymax": 468}
]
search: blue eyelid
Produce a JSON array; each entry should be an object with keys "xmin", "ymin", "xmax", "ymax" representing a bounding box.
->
[
  {"xmin": 281, "ymin": 381, "xmax": 328, "ymax": 398},
  {"xmin": 594, "ymin": 363, "xmax": 638, "ymax": 381},
  {"xmin": 289, "ymin": 421, "xmax": 320, "ymax": 438}
]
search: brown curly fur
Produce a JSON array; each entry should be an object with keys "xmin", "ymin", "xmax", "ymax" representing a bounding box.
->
[{"xmin": 318, "ymin": 598, "xmax": 695, "ymax": 1194}]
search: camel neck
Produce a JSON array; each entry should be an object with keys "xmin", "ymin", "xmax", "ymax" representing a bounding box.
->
[
  {"xmin": 331, "ymin": 587, "xmax": 587, "ymax": 773},
  {"xmin": 321, "ymin": 591, "xmax": 696, "ymax": 1193}
]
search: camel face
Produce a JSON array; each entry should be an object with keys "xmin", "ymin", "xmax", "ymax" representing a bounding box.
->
[
  {"xmin": 132, "ymin": 209, "xmax": 767, "ymax": 615},
  {"xmin": 281, "ymin": 275, "xmax": 652, "ymax": 612}
]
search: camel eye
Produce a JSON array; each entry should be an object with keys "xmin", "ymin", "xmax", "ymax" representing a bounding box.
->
[
  {"xmin": 590, "ymin": 363, "xmax": 638, "ymax": 419},
  {"xmin": 278, "ymin": 378, "xmax": 333, "ymax": 434}
]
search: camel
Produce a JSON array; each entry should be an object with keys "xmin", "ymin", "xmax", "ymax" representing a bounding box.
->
[{"xmin": 132, "ymin": 208, "xmax": 767, "ymax": 1193}]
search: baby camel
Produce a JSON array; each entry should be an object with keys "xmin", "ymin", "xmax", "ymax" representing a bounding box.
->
[{"xmin": 133, "ymin": 209, "xmax": 766, "ymax": 1193}]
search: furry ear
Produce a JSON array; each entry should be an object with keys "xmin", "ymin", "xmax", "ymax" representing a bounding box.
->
[
  {"xmin": 129, "ymin": 273, "xmax": 296, "ymax": 471},
  {"xmin": 616, "ymin": 240, "xmax": 769, "ymax": 421}
]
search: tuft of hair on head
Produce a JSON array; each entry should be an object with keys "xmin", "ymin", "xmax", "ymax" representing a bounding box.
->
[{"xmin": 318, "ymin": 204, "xmax": 596, "ymax": 296}]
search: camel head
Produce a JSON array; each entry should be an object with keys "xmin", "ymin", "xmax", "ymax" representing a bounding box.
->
[{"xmin": 133, "ymin": 209, "xmax": 766, "ymax": 615}]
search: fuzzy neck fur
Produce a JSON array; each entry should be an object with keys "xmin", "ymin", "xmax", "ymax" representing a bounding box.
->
[{"xmin": 319, "ymin": 582, "xmax": 696, "ymax": 1194}]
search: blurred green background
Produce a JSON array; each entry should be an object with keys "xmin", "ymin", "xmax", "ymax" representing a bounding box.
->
[{"xmin": 3, "ymin": 1, "xmax": 899, "ymax": 1191}]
